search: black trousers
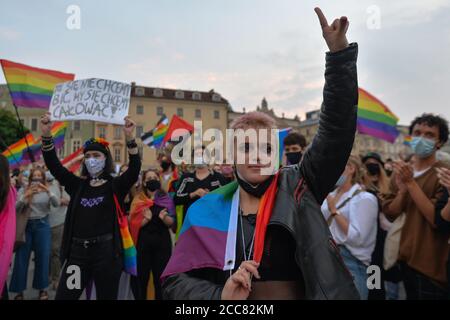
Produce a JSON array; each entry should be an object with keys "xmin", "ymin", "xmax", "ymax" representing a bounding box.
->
[
  {"xmin": 132, "ymin": 230, "xmax": 172, "ymax": 300},
  {"xmin": 401, "ymin": 262, "xmax": 448, "ymax": 300},
  {"xmin": 55, "ymin": 240, "xmax": 123, "ymax": 300}
]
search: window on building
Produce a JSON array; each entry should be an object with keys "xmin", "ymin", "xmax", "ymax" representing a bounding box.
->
[
  {"xmin": 72, "ymin": 140, "xmax": 81, "ymax": 153},
  {"xmin": 114, "ymin": 126, "xmax": 122, "ymax": 140},
  {"xmin": 214, "ymin": 110, "xmax": 220, "ymax": 119},
  {"xmin": 212, "ymin": 93, "xmax": 221, "ymax": 102},
  {"xmin": 31, "ymin": 118, "xmax": 38, "ymax": 131},
  {"xmin": 175, "ymin": 91, "xmax": 185, "ymax": 99},
  {"xmin": 177, "ymin": 108, "xmax": 184, "ymax": 117},
  {"xmin": 153, "ymin": 88, "xmax": 163, "ymax": 97},
  {"xmin": 136, "ymin": 125, "xmax": 144, "ymax": 138},
  {"xmin": 57, "ymin": 147, "xmax": 65, "ymax": 158},
  {"xmin": 114, "ymin": 147, "xmax": 121, "ymax": 163},
  {"xmin": 135, "ymin": 87, "xmax": 145, "ymax": 96},
  {"xmin": 192, "ymin": 92, "xmax": 201, "ymax": 100},
  {"xmin": 136, "ymin": 105, "xmax": 144, "ymax": 115},
  {"xmin": 195, "ymin": 109, "xmax": 201, "ymax": 118},
  {"xmin": 157, "ymin": 106, "xmax": 164, "ymax": 116},
  {"xmin": 73, "ymin": 121, "xmax": 81, "ymax": 131},
  {"xmin": 99, "ymin": 127, "xmax": 106, "ymax": 139}
]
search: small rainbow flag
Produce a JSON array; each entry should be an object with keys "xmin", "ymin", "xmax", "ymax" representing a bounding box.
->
[
  {"xmin": 51, "ymin": 121, "xmax": 68, "ymax": 148},
  {"xmin": 357, "ymin": 88, "xmax": 400, "ymax": 143},
  {"xmin": 1, "ymin": 133, "xmax": 37, "ymax": 167},
  {"xmin": 0, "ymin": 59, "xmax": 74, "ymax": 109},
  {"xmin": 403, "ymin": 135, "xmax": 412, "ymax": 146},
  {"xmin": 141, "ymin": 115, "xmax": 169, "ymax": 149}
]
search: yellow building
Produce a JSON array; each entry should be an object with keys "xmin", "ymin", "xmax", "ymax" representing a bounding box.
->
[
  {"xmin": 96, "ymin": 84, "xmax": 231, "ymax": 169},
  {"xmin": 297, "ymin": 109, "xmax": 411, "ymax": 160}
]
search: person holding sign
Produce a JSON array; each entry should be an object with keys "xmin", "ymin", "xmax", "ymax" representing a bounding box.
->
[
  {"xmin": 161, "ymin": 8, "xmax": 360, "ymax": 300},
  {"xmin": 39, "ymin": 112, "xmax": 141, "ymax": 300}
]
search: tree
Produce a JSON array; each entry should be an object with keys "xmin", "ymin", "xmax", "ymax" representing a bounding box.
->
[{"xmin": 0, "ymin": 108, "xmax": 30, "ymax": 151}]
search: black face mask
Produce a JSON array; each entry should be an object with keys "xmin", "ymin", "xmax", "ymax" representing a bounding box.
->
[
  {"xmin": 385, "ymin": 169, "xmax": 393, "ymax": 177},
  {"xmin": 366, "ymin": 163, "xmax": 381, "ymax": 176},
  {"xmin": 145, "ymin": 180, "xmax": 161, "ymax": 192},
  {"xmin": 286, "ymin": 151, "xmax": 302, "ymax": 165},
  {"xmin": 160, "ymin": 161, "xmax": 171, "ymax": 171},
  {"xmin": 235, "ymin": 169, "xmax": 274, "ymax": 198}
]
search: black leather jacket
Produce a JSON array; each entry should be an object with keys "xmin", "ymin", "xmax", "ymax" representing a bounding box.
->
[{"xmin": 163, "ymin": 43, "xmax": 360, "ymax": 300}]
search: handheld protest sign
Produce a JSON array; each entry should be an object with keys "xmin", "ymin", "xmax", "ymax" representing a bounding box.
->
[{"xmin": 49, "ymin": 78, "xmax": 131, "ymax": 125}]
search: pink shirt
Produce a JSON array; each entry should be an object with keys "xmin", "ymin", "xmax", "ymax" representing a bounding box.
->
[{"xmin": 0, "ymin": 186, "xmax": 17, "ymax": 293}]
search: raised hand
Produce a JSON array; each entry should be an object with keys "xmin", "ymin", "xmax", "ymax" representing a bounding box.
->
[
  {"xmin": 314, "ymin": 7, "xmax": 349, "ymax": 53},
  {"xmin": 40, "ymin": 112, "xmax": 53, "ymax": 137},
  {"xmin": 123, "ymin": 116, "xmax": 136, "ymax": 140}
]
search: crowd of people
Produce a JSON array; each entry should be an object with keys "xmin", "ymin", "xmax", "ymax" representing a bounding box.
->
[{"xmin": 0, "ymin": 7, "xmax": 449, "ymax": 301}]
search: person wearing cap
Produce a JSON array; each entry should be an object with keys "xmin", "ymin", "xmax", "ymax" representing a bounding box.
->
[
  {"xmin": 39, "ymin": 112, "xmax": 141, "ymax": 300},
  {"xmin": 362, "ymin": 152, "xmax": 390, "ymax": 195}
]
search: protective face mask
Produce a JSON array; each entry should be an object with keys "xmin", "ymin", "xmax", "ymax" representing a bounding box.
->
[
  {"xmin": 335, "ymin": 174, "xmax": 347, "ymax": 188},
  {"xmin": 365, "ymin": 163, "xmax": 381, "ymax": 176},
  {"xmin": 194, "ymin": 156, "xmax": 208, "ymax": 169},
  {"xmin": 160, "ymin": 161, "xmax": 171, "ymax": 171},
  {"xmin": 85, "ymin": 158, "xmax": 106, "ymax": 177},
  {"xmin": 234, "ymin": 168, "xmax": 274, "ymax": 198},
  {"xmin": 286, "ymin": 151, "xmax": 302, "ymax": 165},
  {"xmin": 410, "ymin": 137, "xmax": 436, "ymax": 159},
  {"xmin": 145, "ymin": 179, "xmax": 161, "ymax": 192}
]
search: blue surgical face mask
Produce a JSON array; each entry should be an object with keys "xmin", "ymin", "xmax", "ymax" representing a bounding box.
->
[
  {"xmin": 335, "ymin": 174, "xmax": 347, "ymax": 188},
  {"xmin": 410, "ymin": 136, "xmax": 436, "ymax": 159},
  {"xmin": 85, "ymin": 158, "xmax": 106, "ymax": 177}
]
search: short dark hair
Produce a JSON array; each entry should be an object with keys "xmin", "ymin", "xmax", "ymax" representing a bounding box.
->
[
  {"xmin": 409, "ymin": 113, "xmax": 449, "ymax": 144},
  {"xmin": 283, "ymin": 131, "xmax": 307, "ymax": 148}
]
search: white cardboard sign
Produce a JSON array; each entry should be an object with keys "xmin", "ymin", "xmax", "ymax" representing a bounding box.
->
[{"xmin": 49, "ymin": 78, "xmax": 131, "ymax": 125}]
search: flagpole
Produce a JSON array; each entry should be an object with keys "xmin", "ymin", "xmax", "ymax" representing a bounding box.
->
[{"xmin": 0, "ymin": 63, "xmax": 35, "ymax": 163}]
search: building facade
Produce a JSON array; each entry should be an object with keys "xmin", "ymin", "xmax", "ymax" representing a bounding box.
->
[{"xmin": 96, "ymin": 84, "xmax": 231, "ymax": 169}]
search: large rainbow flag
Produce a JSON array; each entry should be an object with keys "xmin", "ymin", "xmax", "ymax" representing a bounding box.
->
[
  {"xmin": 162, "ymin": 173, "xmax": 279, "ymax": 282},
  {"xmin": 357, "ymin": 88, "xmax": 400, "ymax": 143},
  {"xmin": 0, "ymin": 59, "xmax": 74, "ymax": 109}
]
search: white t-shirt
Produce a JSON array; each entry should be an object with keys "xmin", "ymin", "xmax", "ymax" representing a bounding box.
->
[{"xmin": 321, "ymin": 184, "xmax": 379, "ymax": 266}]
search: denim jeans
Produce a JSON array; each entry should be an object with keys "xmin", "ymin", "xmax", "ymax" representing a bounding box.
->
[
  {"xmin": 338, "ymin": 245, "xmax": 368, "ymax": 300},
  {"xmin": 10, "ymin": 217, "xmax": 51, "ymax": 293}
]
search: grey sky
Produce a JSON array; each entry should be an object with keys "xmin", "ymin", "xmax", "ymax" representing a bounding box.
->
[{"xmin": 1, "ymin": 0, "xmax": 449, "ymax": 125}]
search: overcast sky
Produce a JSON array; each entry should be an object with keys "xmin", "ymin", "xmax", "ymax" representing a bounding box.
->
[{"xmin": 1, "ymin": 0, "xmax": 449, "ymax": 125}]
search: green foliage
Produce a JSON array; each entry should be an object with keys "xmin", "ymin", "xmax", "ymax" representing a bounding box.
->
[{"xmin": 0, "ymin": 108, "xmax": 30, "ymax": 151}]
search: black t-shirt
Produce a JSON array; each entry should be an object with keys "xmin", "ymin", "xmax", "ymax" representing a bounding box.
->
[
  {"xmin": 140, "ymin": 204, "xmax": 168, "ymax": 235},
  {"xmin": 174, "ymin": 171, "xmax": 228, "ymax": 217},
  {"xmin": 73, "ymin": 181, "xmax": 115, "ymax": 238},
  {"xmin": 236, "ymin": 212, "xmax": 303, "ymax": 282}
]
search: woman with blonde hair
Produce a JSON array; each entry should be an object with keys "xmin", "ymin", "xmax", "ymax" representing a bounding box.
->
[{"xmin": 321, "ymin": 155, "xmax": 379, "ymax": 299}]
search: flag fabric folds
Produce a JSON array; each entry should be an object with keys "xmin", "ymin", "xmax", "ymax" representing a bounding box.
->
[
  {"xmin": 0, "ymin": 59, "xmax": 74, "ymax": 109},
  {"xmin": 357, "ymin": 88, "xmax": 400, "ymax": 143}
]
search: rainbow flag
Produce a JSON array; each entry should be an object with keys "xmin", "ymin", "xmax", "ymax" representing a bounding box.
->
[
  {"xmin": 1, "ymin": 133, "xmax": 37, "ymax": 167},
  {"xmin": 162, "ymin": 173, "xmax": 279, "ymax": 282},
  {"xmin": 357, "ymin": 88, "xmax": 399, "ymax": 143},
  {"xmin": 278, "ymin": 127, "xmax": 292, "ymax": 165},
  {"xmin": 0, "ymin": 59, "xmax": 74, "ymax": 109},
  {"xmin": 51, "ymin": 121, "xmax": 68, "ymax": 148},
  {"xmin": 141, "ymin": 115, "xmax": 169, "ymax": 148},
  {"xmin": 403, "ymin": 135, "xmax": 412, "ymax": 146}
]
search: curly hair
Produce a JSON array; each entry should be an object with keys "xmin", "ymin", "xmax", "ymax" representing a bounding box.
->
[{"xmin": 409, "ymin": 113, "xmax": 449, "ymax": 144}]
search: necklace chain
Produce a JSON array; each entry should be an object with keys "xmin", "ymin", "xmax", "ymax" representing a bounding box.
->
[{"xmin": 239, "ymin": 208, "xmax": 256, "ymax": 262}]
